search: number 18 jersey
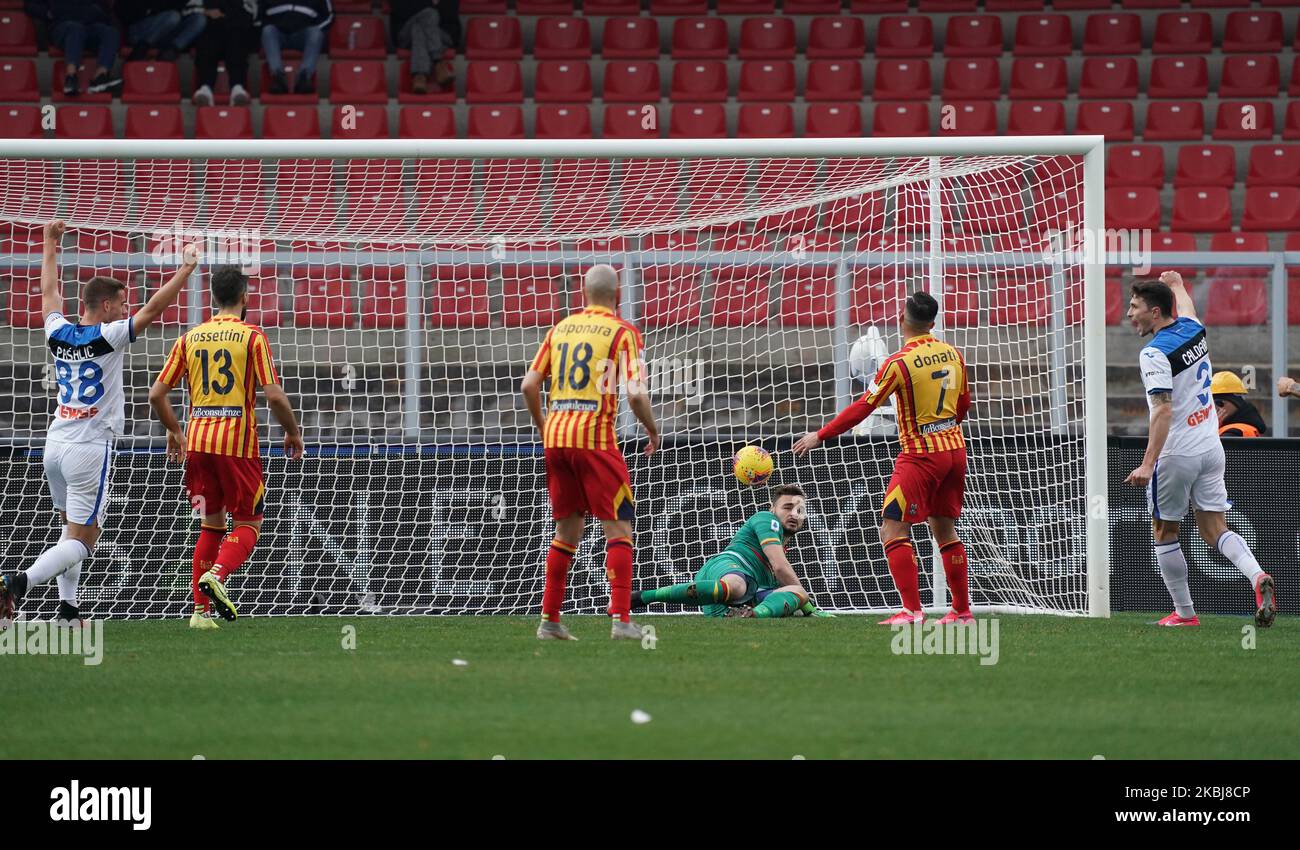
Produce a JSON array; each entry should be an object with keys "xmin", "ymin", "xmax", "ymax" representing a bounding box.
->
[{"xmin": 157, "ymin": 315, "xmax": 279, "ymax": 458}]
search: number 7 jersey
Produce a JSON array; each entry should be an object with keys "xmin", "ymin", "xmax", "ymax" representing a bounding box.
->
[{"xmin": 157, "ymin": 315, "xmax": 279, "ymax": 458}]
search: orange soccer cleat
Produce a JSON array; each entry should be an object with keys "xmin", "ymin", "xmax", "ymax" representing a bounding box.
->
[
  {"xmin": 937, "ymin": 609, "xmax": 974, "ymax": 625},
  {"xmin": 1157, "ymin": 612, "xmax": 1200, "ymax": 627},
  {"xmin": 878, "ymin": 609, "xmax": 925, "ymax": 625}
]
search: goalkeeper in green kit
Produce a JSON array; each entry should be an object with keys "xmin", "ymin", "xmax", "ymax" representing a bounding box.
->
[{"xmin": 631, "ymin": 484, "xmax": 833, "ymax": 618}]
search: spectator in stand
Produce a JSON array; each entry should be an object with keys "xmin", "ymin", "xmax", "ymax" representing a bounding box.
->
[
  {"xmin": 46, "ymin": 0, "xmax": 124, "ymax": 96},
  {"xmin": 260, "ymin": 0, "xmax": 333, "ymax": 95},
  {"xmin": 391, "ymin": 0, "xmax": 459, "ymax": 94},
  {"xmin": 192, "ymin": 0, "xmax": 257, "ymax": 106},
  {"xmin": 1212, "ymin": 372, "xmax": 1267, "ymax": 438},
  {"xmin": 119, "ymin": 0, "xmax": 208, "ymax": 62}
]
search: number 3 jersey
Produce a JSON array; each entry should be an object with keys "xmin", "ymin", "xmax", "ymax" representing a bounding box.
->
[
  {"xmin": 44, "ymin": 311, "xmax": 136, "ymax": 444},
  {"xmin": 157, "ymin": 315, "xmax": 279, "ymax": 458},
  {"xmin": 528, "ymin": 304, "xmax": 644, "ymax": 451},
  {"xmin": 1139, "ymin": 316, "xmax": 1220, "ymax": 459}
]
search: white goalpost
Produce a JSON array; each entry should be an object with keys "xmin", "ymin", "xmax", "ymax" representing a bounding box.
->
[{"xmin": 0, "ymin": 136, "xmax": 1109, "ymax": 619}]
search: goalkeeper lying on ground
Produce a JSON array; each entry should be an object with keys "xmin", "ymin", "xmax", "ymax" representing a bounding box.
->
[{"xmin": 631, "ymin": 483, "xmax": 832, "ymax": 618}]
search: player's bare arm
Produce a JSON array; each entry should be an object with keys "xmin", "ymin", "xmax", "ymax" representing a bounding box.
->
[
  {"xmin": 520, "ymin": 369, "xmax": 547, "ymax": 434},
  {"xmin": 625, "ymin": 381, "xmax": 661, "ymax": 456},
  {"xmin": 148, "ymin": 378, "xmax": 187, "ymax": 463},
  {"xmin": 763, "ymin": 543, "xmax": 809, "ymax": 603},
  {"xmin": 1125, "ymin": 390, "xmax": 1171, "ymax": 487},
  {"xmin": 39, "ymin": 219, "xmax": 66, "ymax": 318},
  {"xmin": 1159, "ymin": 270, "xmax": 1197, "ymax": 323},
  {"xmin": 1277, "ymin": 376, "xmax": 1300, "ymax": 399},
  {"xmin": 132, "ymin": 241, "xmax": 202, "ymax": 335},
  {"xmin": 262, "ymin": 382, "xmax": 305, "ymax": 459}
]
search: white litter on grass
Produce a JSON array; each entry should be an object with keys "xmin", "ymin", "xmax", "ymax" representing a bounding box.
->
[
  {"xmin": 630, "ymin": 709, "xmax": 652, "ymax": 725},
  {"xmin": 452, "ymin": 658, "xmax": 469, "ymax": 666}
]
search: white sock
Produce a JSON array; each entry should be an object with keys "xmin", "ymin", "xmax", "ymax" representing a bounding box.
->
[
  {"xmin": 25, "ymin": 539, "xmax": 91, "ymax": 587},
  {"xmin": 1216, "ymin": 531, "xmax": 1264, "ymax": 587},
  {"xmin": 54, "ymin": 527, "xmax": 82, "ymax": 606},
  {"xmin": 1154, "ymin": 540, "xmax": 1196, "ymax": 618}
]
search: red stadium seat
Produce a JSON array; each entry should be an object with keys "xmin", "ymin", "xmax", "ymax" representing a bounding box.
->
[
  {"xmin": 239, "ymin": 273, "xmax": 281, "ymax": 328},
  {"xmin": 329, "ymin": 15, "xmax": 386, "ymax": 59},
  {"xmin": 1152, "ymin": 12, "xmax": 1212, "ymax": 54},
  {"xmin": 940, "ymin": 275, "xmax": 981, "ymax": 327},
  {"xmin": 1082, "ymin": 13, "xmax": 1142, "ymax": 54},
  {"xmin": 203, "ymin": 159, "xmax": 270, "ymax": 230},
  {"xmin": 718, "ymin": 0, "xmax": 774, "ymax": 11},
  {"xmin": 1171, "ymin": 187, "xmax": 1232, "ymax": 231},
  {"xmin": 1246, "ymin": 145, "xmax": 1300, "ymax": 187},
  {"xmin": 329, "ymin": 61, "xmax": 387, "ymax": 104},
  {"xmin": 1149, "ymin": 231, "xmax": 1200, "ymax": 279},
  {"xmin": 465, "ymin": 16, "xmax": 522, "ymax": 60},
  {"xmin": 873, "ymin": 102, "xmax": 930, "ymax": 137},
  {"xmin": 807, "ymin": 17, "xmax": 866, "ymax": 59},
  {"xmin": 779, "ymin": 267, "xmax": 836, "ymax": 327},
  {"xmin": 196, "ymin": 106, "xmax": 253, "ymax": 139},
  {"xmin": 603, "ymin": 104, "xmax": 661, "ymax": 139},
  {"xmin": 944, "ymin": 15, "xmax": 1003, "ymax": 57},
  {"xmin": 1220, "ymin": 56, "xmax": 1280, "ymax": 98},
  {"xmin": 1174, "ymin": 145, "xmax": 1236, "ymax": 188},
  {"xmin": 739, "ymin": 17, "xmax": 794, "ymax": 60},
  {"xmin": 1213, "ymin": 101, "xmax": 1274, "ymax": 141},
  {"xmin": 1007, "ymin": 101, "xmax": 1065, "ymax": 135},
  {"xmin": 1204, "ymin": 279, "xmax": 1268, "ymax": 326},
  {"xmin": 331, "ymin": 105, "xmax": 388, "ymax": 139},
  {"xmin": 960, "ymin": 181, "xmax": 1027, "ymax": 235},
  {"xmin": 669, "ymin": 103, "xmax": 727, "ymax": 138},
  {"xmin": 822, "ymin": 0, "xmax": 870, "ymax": 10},
  {"xmin": 410, "ymin": 160, "xmax": 475, "ymax": 231},
  {"xmin": 125, "ymin": 105, "xmax": 183, "ymax": 139},
  {"xmin": 535, "ymin": 62, "xmax": 593, "ymax": 103},
  {"xmin": 1222, "ymin": 10, "xmax": 1283, "ymax": 53},
  {"xmin": 293, "ymin": 270, "xmax": 354, "ymax": 329},
  {"xmin": 0, "ymin": 104, "xmax": 41, "ymax": 138},
  {"xmin": 738, "ymin": 61, "xmax": 794, "ymax": 102},
  {"xmin": 534, "ymin": 16, "xmax": 591, "ymax": 60},
  {"xmin": 602, "ymin": 61, "xmax": 661, "ymax": 102},
  {"xmin": 1107, "ymin": 144, "xmax": 1165, "ymax": 188},
  {"xmin": 986, "ymin": 0, "xmax": 1048, "ymax": 9},
  {"xmin": 1013, "ymin": 14, "xmax": 1072, "ymax": 57},
  {"xmin": 737, "ymin": 103, "xmax": 794, "ymax": 138},
  {"xmin": 0, "ymin": 58, "xmax": 37, "ymax": 101},
  {"xmin": 263, "ymin": 106, "xmax": 321, "ymax": 139},
  {"xmin": 619, "ymin": 161, "xmax": 682, "ymax": 226},
  {"xmin": 602, "ymin": 17, "xmax": 660, "ymax": 60},
  {"xmin": 870, "ymin": 59, "xmax": 928, "ymax": 101},
  {"xmin": 583, "ymin": 0, "xmax": 638, "ymax": 11},
  {"xmin": 428, "ymin": 266, "xmax": 490, "ymax": 328},
  {"xmin": 398, "ymin": 106, "xmax": 456, "ymax": 138},
  {"xmin": 921, "ymin": 0, "xmax": 977, "ymax": 9},
  {"xmin": 851, "ymin": 270, "xmax": 910, "ymax": 327},
  {"xmin": 1208, "ymin": 232, "xmax": 1270, "ymax": 278},
  {"xmin": 808, "ymin": 59, "xmax": 865, "ymax": 102},
  {"xmin": 1291, "ymin": 57, "xmax": 1300, "ymax": 98},
  {"xmin": 651, "ymin": 0, "xmax": 707, "ymax": 12},
  {"xmin": 466, "ymin": 61, "xmax": 523, "ymax": 104},
  {"xmin": 396, "ymin": 59, "xmax": 455, "ymax": 104},
  {"xmin": 1147, "ymin": 57, "xmax": 1209, "ymax": 99},
  {"xmin": 275, "ymin": 159, "xmax": 338, "ymax": 231},
  {"xmin": 1287, "ymin": 102, "xmax": 1300, "ymax": 141},
  {"xmin": 1054, "ymin": 0, "xmax": 1107, "ymax": 7},
  {"xmin": 711, "ymin": 267, "xmax": 770, "ymax": 327},
  {"xmin": 1242, "ymin": 187, "xmax": 1300, "ymax": 231},
  {"xmin": 502, "ymin": 265, "xmax": 566, "ymax": 327},
  {"xmin": 989, "ymin": 279, "xmax": 1049, "ymax": 326},
  {"xmin": 713, "ymin": 232, "xmax": 773, "ymax": 253},
  {"xmin": 1106, "ymin": 187, "xmax": 1161, "ymax": 230},
  {"xmin": 1144, "ymin": 101, "xmax": 1204, "ymax": 141},
  {"xmin": 670, "ymin": 61, "xmax": 728, "ymax": 102},
  {"xmin": 460, "ymin": 0, "xmax": 507, "ymax": 10},
  {"xmin": 6, "ymin": 268, "xmax": 49, "ymax": 328},
  {"xmin": 1079, "ymin": 58, "xmax": 1138, "ymax": 99},
  {"xmin": 54, "ymin": 106, "xmax": 114, "ymax": 139},
  {"xmin": 823, "ymin": 193, "xmax": 886, "ymax": 234},
  {"xmin": 259, "ymin": 61, "xmax": 317, "ymax": 105},
  {"xmin": 805, "ymin": 103, "xmax": 862, "ymax": 138},
  {"xmin": 1009, "ymin": 57, "xmax": 1066, "ymax": 99},
  {"xmin": 357, "ymin": 266, "xmax": 408, "ymax": 329},
  {"xmin": 342, "ymin": 160, "xmax": 407, "ymax": 232},
  {"xmin": 640, "ymin": 266, "xmax": 703, "ymax": 327},
  {"xmin": 517, "ymin": 0, "xmax": 574, "ymax": 12},
  {"xmin": 1075, "ymin": 101, "xmax": 1134, "ymax": 141},
  {"xmin": 672, "ymin": 17, "xmax": 728, "ymax": 59},
  {"xmin": 0, "ymin": 13, "xmax": 36, "ymax": 55},
  {"xmin": 875, "ymin": 15, "xmax": 933, "ymax": 58},
  {"xmin": 939, "ymin": 101, "xmax": 998, "ymax": 136},
  {"xmin": 467, "ymin": 106, "xmax": 524, "ymax": 138},
  {"xmin": 942, "ymin": 58, "xmax": 1000, "ymax": 100},
  {"xmin": 535, "ymin": 104, "xmax": 592, "ymax": 139}
]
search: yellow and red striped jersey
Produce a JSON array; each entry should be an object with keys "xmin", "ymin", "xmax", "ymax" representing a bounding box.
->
[
  {"xmin": 528, "ymin": 304, "xmax": 644, "ymax": 451},
  {"xmin": 157, "ymin": 315, "xmax": 279, "ymax": 458},
  {"xmin": 818, "ymin": 333, "xmax": 971, "ymax": 454}
]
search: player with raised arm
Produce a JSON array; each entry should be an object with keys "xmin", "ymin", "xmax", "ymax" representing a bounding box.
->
[
  {"xmin": 1124, "ymin": 272, "xmax": 1277, "ymax": 628},
  {"xmin": 630, "ymin": 484, "xmax": 833, "ymax": 618},
  {"xmin": 149, "ymin": 266, "xmax": 304, "ymax": 629},
  {"xmin": 793, "ymin": 291, "xmax": 973, "ymax": 625},
  {"xmin": 0, "ymin": 220, "xmax": 199, "ymax": 625},
  {"xmin": 520, "ymin": 264, "xmax": 660, "ymax": 641}
]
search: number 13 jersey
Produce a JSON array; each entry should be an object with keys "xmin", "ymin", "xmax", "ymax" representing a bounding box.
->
[{"xmin": 157, "ymin": 315, "xmax": 279, "ymax": 458}]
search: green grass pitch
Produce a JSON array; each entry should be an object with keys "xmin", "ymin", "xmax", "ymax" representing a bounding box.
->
[{"xmin": 3, "ymin": 612, "xmax": 1295, "ymax": 759}]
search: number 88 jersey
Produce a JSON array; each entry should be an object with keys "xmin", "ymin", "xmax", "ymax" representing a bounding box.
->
[
  {"xmin": 44, "ymin": 311, "xmax": 136, "ymax": 444},
  {"xmin": 157, "ymin": 315, "xmax": 279, "ymax": 458}
]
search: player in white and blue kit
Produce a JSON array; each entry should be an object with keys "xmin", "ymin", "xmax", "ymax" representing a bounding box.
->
[
  {"xmin": 1124, "ymin": 271, "xmax": 1277, "ymax": 628},
  {"xmin": 0, "ymin": 220, "xmax": 199, "ymax": 625}
]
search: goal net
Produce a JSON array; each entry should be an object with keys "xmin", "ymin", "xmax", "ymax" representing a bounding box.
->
[{"xmin": 0, "ymin": 138, "xmax": 1108, "ymax": 619}]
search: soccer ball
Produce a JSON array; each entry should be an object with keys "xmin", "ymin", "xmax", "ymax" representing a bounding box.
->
[{"xmin": 733, "ymin": 445, "xmax": 774, "ymax": 486}]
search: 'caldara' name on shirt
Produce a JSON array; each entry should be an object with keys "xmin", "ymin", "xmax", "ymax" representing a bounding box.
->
[{"xmin": 49, "ymin": 780, "xmax": 151, "ymax": 831}]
